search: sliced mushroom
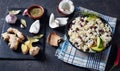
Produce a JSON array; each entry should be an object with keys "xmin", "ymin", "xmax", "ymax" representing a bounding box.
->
[{"xmin": 47, "ymin": 32, "xmax": 62, "ymax": 47}]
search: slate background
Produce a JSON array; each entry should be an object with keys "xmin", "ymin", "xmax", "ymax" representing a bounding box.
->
[{"xmin": 0, "ymin": 0, "xmax": 120, "ymax": 71}]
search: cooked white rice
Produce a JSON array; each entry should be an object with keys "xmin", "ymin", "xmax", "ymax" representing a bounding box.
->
[{"xmin": 68, "ymin": 16, "xmax": 112, "ymax": 52}]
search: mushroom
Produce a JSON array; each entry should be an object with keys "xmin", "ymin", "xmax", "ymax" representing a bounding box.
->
[
  {"xmin": 57, "ymin": 0, "xmax": 75, "ymax": 15},
  {"xmin": 47, "ymin": 32, "xmax": 62, "ymax": 47},
  {"xmin": 29, "ymin": 20, "xmax": 40, "ymax": 34}
]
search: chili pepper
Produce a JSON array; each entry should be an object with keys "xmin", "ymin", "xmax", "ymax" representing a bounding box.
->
[{"xmin": 109, "ymin": 46, "xmax": 120, "ymax": 71}]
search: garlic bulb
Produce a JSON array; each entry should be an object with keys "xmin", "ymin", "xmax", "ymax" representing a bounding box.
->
[
  {"xmin": 29, "ymin": 20, "xmax": 40, "ymax": 34},
  {"xmin": 5, "ymin": 14, "xmax": 17, "ymax": 24}
]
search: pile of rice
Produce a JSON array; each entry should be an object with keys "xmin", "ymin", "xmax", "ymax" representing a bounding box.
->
[{"xmin": 68, "ymin": 16, "xmax": 112, "ymax": 52}]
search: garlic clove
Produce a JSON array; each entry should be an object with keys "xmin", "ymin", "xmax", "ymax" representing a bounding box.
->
[
  {"xmin": 55, "ymin": 17, "xmax": 68, "ymax": 26},
  {"xmin": 49, "ymin": 13, "xmax": 59, "ymax": 28},
  {"xmin": 58, "ymin": 0, "xmax": 75, "ymax": 15},
  {"xmin": 20, "ymin": 24, "xmax": 25, "ymax": 28},
  {"xmin": 29, "ymin": 20, "xmax": 40, "ymax": 34},
  {"xmin": 5, "ymin": 14, "xmax": 17, "ymax": 24}
]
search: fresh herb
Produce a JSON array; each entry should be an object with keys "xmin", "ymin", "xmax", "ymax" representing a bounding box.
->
[
  {"xmin": 27, "ymin": 34, "xmax": 43, "ymax": 42},
  {"xmin": 20, "ymin": 19, "xmax": 27, "ymax": 27},
  {"xmin": 32, "ymin": 34, "xmax": 43, "ymax": 39},
  {"xmin": 81, "ymin": 11, "xmax": 99, "ymax": 17},
  {"xmin": 9, "ymin": 10, "xmax": 21, "ymax": 15},
  {"xmin": 81, "ymin": 12, "xmax": 99, "ymax": 21}
]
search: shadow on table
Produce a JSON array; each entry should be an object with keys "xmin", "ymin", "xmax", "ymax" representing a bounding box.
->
[{"xmin": 105, "ymin": 20, "xmax": 120, "ymax": 71}]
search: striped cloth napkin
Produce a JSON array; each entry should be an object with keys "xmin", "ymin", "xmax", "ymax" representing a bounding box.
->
[{"xmin": 55, "ymin": 6, "xmax": 117, "ymax": 71}]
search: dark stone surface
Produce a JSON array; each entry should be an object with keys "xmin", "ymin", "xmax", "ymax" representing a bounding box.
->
[{"xmin": 0, "ymin": 0, "xmax": 120, "ymax": 71}]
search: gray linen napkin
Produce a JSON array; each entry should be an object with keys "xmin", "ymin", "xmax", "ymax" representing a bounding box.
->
[{"xmin": 55, "ymin": 6, "xmax": 117, "ymax": 71}]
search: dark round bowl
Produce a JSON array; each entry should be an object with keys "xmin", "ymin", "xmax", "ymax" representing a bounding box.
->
[{"xmin": 66, "ymin": 12, "xmax": 113, "ymax": 53}]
